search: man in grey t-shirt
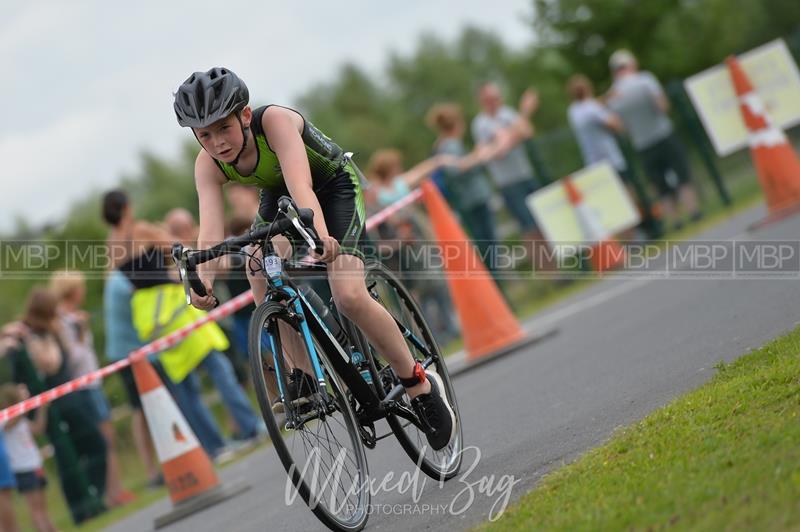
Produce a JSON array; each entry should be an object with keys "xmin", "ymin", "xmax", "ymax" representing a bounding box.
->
[
  {"xmin": 471, "ymin": 82, "xmax": 541, "ymax": 238},
  {"xmin": 606, "ymin": 50, "xmax": 701, "ymax": 230}
]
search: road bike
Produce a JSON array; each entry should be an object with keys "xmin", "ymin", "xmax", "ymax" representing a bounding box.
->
[{"xmin": 173, "ymin": 196, "xmax": 462, "ymax": 531}]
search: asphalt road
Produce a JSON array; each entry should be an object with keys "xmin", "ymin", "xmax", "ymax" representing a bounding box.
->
[{"xmin": 109, "ymin": 202, "xmax": 800, "ymax": 532}]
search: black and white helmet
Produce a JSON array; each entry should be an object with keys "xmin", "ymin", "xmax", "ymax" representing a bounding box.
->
[{"xmin": 174, "ymin": 67, "xmax": 249, "ymax": 128}]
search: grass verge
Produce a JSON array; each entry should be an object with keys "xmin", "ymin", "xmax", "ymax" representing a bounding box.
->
[{"xmin": 475, "ymin": 324, "xmax": 800, "ymax": 531}]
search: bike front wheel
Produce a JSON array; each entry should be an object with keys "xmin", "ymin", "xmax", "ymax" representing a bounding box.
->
[{"xmin": 249, "ymin": 301, "xmax": 370, "ymax": 532}]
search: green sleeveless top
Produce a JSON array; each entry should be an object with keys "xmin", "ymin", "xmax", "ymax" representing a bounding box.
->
[{"xmin": 215, "ymin": 105, "xmax": 346, "ymax": 190}]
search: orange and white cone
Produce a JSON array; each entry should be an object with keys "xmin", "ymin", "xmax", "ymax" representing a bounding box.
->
[
  {"xmin": 131, "ymin": 357, "xmax": 249, "ymax": 528},
  {"xmin": 726, "ymin": 56, "xmax": 800, "ymax": 227},
  {"xmin": 563, "ymin": 176, "xmax": 625, "ymax": 272},
  {"xmin": 420, "ymin": 181, "xmax": 554, "ymax": 367}
]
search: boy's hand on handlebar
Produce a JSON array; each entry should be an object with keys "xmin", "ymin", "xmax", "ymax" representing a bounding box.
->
[
  {"xmin": 310, "ymin": 235, "xmax": 340, "ymax": 263},
  {"xmin": 190, "ymin": 280, "xmax": 217, "ymax": 310}
]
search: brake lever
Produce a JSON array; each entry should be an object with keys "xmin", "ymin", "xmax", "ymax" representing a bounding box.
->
[
  {"xmin": 171, "ymin": 242, "xmax": 184, "ymax": 266},
  {"xmin": 277, "ymin": 197, "xmax": 324, "ymax": 254},
  {"xmin": 172, "ymin": 243, "xmax": 193, "ymax": 305},
  {"xmin": 174, "ymin": 246, "xmax": 218, "ymax": 308}
]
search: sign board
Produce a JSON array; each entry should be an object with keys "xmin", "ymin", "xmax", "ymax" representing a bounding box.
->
[
  {"xmin": 684, "ymin": 39, "xmax": 800, "ymax": 156},
  {"xmin": 526, "ymin": 161, "xmax": 640, "ymax": 247}
]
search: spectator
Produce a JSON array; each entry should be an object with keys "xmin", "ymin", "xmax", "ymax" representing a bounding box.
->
[
  {"xmin": 164, "ymin": 208, "xmax": 265, "ymax": 444},
  {"xmin": 365, "ymin": 149, "xmax": 437, "ymax": 272},
  {"xmin": 567, "ymin": 74, "xmax": 652, "ymax": 241},
  {"xmin": 567, "ymin": 74, "xmax": 628, "ymax": 179},
  {"xmin": 222, "ymin": 184, "xmax": 260, "ymax": 365},
  {"xmin": 471, "ymin": 82, "xmax": 541, "ymax": 241},
  {"xmin": 0, "ymin": 432, "xmax": 16, "ymax": 532},
  {"xmin": 103, "ymin": 268, "xmax": 232, "ymax": 463},
  {"xmin": 102, "ymin": 189, "xmax": 231, "ymax": 460},
  {"xmin": 224, "ymin": 215, "xmax": 258, "ymax": 366},
  {"xmin": 427, "ymin": 102, "xmax": 499, "ymax": 271},
  {"xmin": 606, "ymin": 49, "xmax": 702, "ymax": 230},
  {"xmin": 366, "ymin": 150, "xmax": 457, "ymax": 204},
  {"xmin": 14, "ymin": 289, "xmax": 107, "ymax": 524},
  {"xmin": 163, "ymin": 208, "xmax": 199, "ymax": 246},
  {"xmin": 0, "ymin": 384, "xmax": 56, "ymax": 532},
  {"xmin": 226, "ymin": 182, "xmax": 261, "ymax": 221},
  {"xmin": 0, "ymin": 332, "xmax": 19, "ymax": 532},
  {"xmin": 366, "ymin": 150, "xmax": 461, "ymax": 344},
  {"xmin": 50, "ymin": 271, "xmax": 135, "ymax": 507},
  {"xmin": 103, "ymin": 270, "xmax": 162, "ymax": 488},
  {"xmin": 224, "ymin": 185, "xmax": 291, "ymax": 417}
]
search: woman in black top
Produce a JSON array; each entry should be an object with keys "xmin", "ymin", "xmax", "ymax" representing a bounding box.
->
[{"xmin": 12, "ymin": 289, "xmax": 107, "ymax": 524}]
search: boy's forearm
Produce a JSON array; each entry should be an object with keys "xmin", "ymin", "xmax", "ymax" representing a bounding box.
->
[{"xmin": 197, "ymin": 226, "xmax": 225, "ymax": 283}]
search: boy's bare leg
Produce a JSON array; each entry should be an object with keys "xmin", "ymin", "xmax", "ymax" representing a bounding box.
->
[
  {"xmin": 328, "ymin": 254, "xmax": 431, "ymax": 399},
  {"xmin": 246, "ymin": 240, "xmax": 313, "ymax": 402}
]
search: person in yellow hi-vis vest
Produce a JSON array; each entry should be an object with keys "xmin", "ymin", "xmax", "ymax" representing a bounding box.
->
[
  {"xmin": 163, "ymin": 207, "xmax": 266, "ymax": 444},
  {"xmin": 130, "ymin": 283, "xmax": 228, "ymax": 383},
  {"xmin": 101, "ymin": 189, "xmax": 230, "ymax": 458}
]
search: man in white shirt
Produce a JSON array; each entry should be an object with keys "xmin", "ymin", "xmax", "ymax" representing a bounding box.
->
[
  {"xmin": 567, "ymin": 74, "xmax": 627, "ymax": 174},
  {"xmin": 471, "ymin": 82, "xmax": 541, "ymax": 240}
]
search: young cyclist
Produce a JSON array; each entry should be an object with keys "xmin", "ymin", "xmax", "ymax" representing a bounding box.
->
[{"xmin": 174, "ymin": 67, "xmax": 455, "ymax": 450}]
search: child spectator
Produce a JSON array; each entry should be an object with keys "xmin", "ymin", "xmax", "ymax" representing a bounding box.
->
[
  {"xmin": 0, "ymin": 384, "xmax": 56, "ymax": 532},
  {"xmin": 0, "ymin": 431, "xmax": 17, "ymax": 532},
  {"xmin": 0, "ymin": 331, "xmax": 20, "ymax": 532}
]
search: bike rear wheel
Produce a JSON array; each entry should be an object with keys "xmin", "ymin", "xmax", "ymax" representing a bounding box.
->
[
  {"xmin": 363, "ymin": 261, "xmax": 463, "ymax": 480},
  {"xmin": 249, "ymin": 301, "xmax": 370, "ymax": 532}
]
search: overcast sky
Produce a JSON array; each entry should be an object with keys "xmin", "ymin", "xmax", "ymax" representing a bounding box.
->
[{"xmin": 0, "ymin": 1, "xmax": 533, "ymax": 231}]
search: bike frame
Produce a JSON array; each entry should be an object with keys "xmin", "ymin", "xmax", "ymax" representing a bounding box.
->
[{"xmin": 258, "ymin": 243, "xmax": 435, "ymax": 432}]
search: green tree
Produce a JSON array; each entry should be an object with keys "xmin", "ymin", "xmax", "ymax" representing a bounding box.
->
[
  {"xmin": 296, "ymin": 63, "xmax": 396, "ymax": 164},
  {"xmin": 123, "ymin": 142, "xmax": 199, "ymax": 221},
  {"xmin": 295, "ymin": 26, "xmax": 558, "ymax": 165},
  {"xmin": 532, "ymin": 0, "xmax": 800, "ymax": 85}
]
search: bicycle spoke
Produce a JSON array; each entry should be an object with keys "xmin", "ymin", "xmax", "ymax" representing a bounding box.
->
[
  {"xmin": 249, "ymin": 304, "xmax": 369, "ymax": 530},
  {"xmin": 363, "ymin": 261, "xmax": 463, "ymax": 481}
]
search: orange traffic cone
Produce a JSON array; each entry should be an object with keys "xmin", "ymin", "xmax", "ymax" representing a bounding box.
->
[
  {"xmin": 563, "ymin": 176, "xmax": 625, "ymax": 273},
  {"xmin": 420, "ymin": 181, "xmax": 545, "ymax": 363},
  {"xmin": 131, "ymin": 357, "xmax": 249, "ymax": 528},
  {"xmin": 726, "ymin": 55, "xmax": 800, "ymax": 228}
]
